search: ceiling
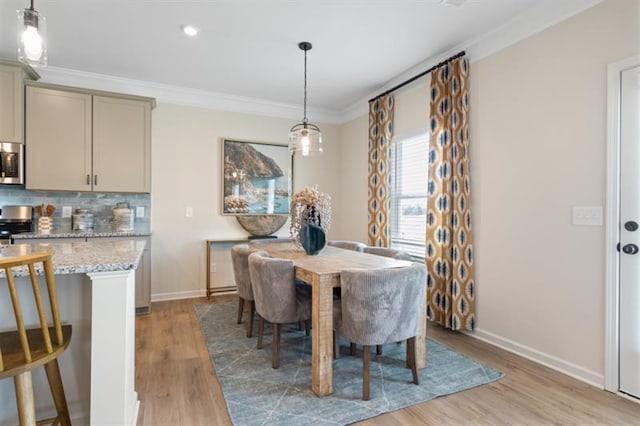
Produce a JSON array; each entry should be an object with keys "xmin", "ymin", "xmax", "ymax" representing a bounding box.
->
[{"xmin": 0, "ymin": 0, "xmax": 600, "ymax": 120}]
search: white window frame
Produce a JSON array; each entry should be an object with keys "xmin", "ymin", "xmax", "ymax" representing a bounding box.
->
[{"xmin": 389, "ymin": 132, "xmax": 429, "ymax": 260}]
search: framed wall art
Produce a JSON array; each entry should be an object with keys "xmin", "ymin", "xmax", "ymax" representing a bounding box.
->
[{"xmin": 222, "ymin": 138, "xmax": 292, "ymax": 215}]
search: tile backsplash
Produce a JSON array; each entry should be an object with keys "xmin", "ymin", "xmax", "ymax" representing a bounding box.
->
[{"xmin": 0, "ymin": 186, "xmax": 150, "ymax": 233}]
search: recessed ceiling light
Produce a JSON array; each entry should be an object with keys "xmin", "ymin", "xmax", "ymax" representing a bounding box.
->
[{"xmin": 181, "ymin": 25, "xmax": 199, "ymax": 37}]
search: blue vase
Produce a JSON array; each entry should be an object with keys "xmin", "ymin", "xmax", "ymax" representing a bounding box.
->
[{"xmin": 300, "ymin": 223, "xmax": 326, "ymax": 255}]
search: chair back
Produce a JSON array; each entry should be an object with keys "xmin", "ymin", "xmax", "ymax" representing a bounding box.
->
[
  {"xmin": 231, "ymin": 244, "xmax": 255, "ymax": 300},
  {"xmin": 248, "ymin": 251, "xmax": 299, "ymax": 324},
  {"xmin": 327, "ymin": 240, "xmax": 366, "ymax": 252},
  {"xmin": 340, "ymin": 263, "xmax": 427, "ymax": 346},
  {"xmin": 249, "ymin": 237, "xmax": 294, "ymax": 246},
  {"xmin": 363, "ymin": 246, "xmax": 412, "ymax": 260},
  {"xmin": 0, "ymin": 252, "xmax": 63, "ymax": 374}
]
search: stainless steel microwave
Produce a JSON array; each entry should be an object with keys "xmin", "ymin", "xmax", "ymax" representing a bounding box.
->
[{"xmin": 0, "ymin": 142, "xmax": 24, "ymax": 185}]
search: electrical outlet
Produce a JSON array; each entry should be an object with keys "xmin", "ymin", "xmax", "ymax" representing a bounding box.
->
[
  {"xmin": 62, "ymin": 206, "xmax": 72, "ymax": 218},
  {"xmin": 185, "ymin": 207, "xmax": 193, "ymax": 217},
  {"xmin": 136, "ymin": 206, "xmax": 145, "ymax": 218},
  {"xmin": 211, "ymin": 263, "xmax": 217, "ymax": 273}
]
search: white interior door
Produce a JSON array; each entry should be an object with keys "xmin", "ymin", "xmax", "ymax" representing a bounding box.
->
[{"xmin": 619, "ymin": 64, "xmax": 640, "ymax": 399}]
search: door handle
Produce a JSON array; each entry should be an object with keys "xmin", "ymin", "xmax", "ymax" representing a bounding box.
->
[
  {"xmin": 624, "ymin": 221, "xmax": 639, "ymax": 232},
  {"xmin": 622, "ymin": 244, "xmax": 639, "ymax": 255},
  {"xmin": 94, "ymin": 175, "xmax": 98, "ymax": 186}
]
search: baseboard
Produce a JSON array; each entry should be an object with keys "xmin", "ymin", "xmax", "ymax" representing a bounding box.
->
[
  {"xmin": 465, "ymin": 328, "xmax": 604, "ymax": 388},
  {"xmin": 130, "ymin": 397, "xmax": 140, "ymax": 426},
  {"xmin": 151, "ymin": 289, "xmax": 206, "ymax": 302}
]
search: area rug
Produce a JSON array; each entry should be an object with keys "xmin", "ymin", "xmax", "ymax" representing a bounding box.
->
[{"xmin": 196, "ymin": 303, "xmax": 503, "ymax": 426}]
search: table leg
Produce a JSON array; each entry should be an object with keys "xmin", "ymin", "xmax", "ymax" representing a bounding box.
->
[
  {"xmin": 416, "ymin": 296, "xmax": 427, "ymax": 369},
  {"xmin": 311, "ymin": 275, "xmax": 334, "ymax": 396},
  {"xmin": 205, "ymin": 241, "xmax": 211, "ymax": 299}
]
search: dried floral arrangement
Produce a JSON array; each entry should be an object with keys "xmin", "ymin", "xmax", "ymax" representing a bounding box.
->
[{"xmin": 290, "ymin": 186, "xmax": 332, "ymax": 244}]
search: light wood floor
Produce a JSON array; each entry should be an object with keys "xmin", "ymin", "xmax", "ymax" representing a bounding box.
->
[{"xmin": 136, "ymin": 297, "xmax": 640, "ymax": 425}]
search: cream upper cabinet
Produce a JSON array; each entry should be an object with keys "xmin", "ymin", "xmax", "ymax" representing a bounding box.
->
[
  {"xmin": 25, "ymin": 83, "xmax": 153, "ymax": 193},
  {"xmin": 0, "ymin": 60, "xmax": 38, "ymax": 143},
  {"xmin": 26, "ymin": 86, "xmax": 92, "ymax": 191},
  {"xmin": 93, "ymin": 96, "xmax": 151, "ymax": 192},
  {"xmin": 0, "ymin": 64, "xmax": 23, "ymax": 143}
]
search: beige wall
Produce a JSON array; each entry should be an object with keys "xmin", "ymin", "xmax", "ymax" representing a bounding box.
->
[
  {"xmin": 150, "ymin": 104, "xmax": 341, "ymax": 298},
  {"xmin": 336, "ymin": 0, "xmax": 639, "ymax": 384},
  {"xmin": 336, "ymin": 113, "xmax": 368, "ymax": 241}
]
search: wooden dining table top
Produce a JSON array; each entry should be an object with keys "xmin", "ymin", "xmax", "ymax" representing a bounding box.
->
[{"xmin": 251, "ymin": 242, "xmax": 413, "ymax": 286}]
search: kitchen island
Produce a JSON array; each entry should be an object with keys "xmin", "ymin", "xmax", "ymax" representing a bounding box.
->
[
  {"xmin": 13, "ymin": 230, "xmax": 153, "ymax": 314},
  {"xmin": 12, "ymin": 229, "xmax": 152, "ymax": 239},
  {"xmin": 0, "ymin": 239, "xmax": 144, "ymax": 426}
]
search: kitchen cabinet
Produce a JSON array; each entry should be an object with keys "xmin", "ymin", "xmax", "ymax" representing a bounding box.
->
[
  {"xmin": 0, "ymin": 60, "xmax": 38, "ymax": 143},
  {"xmin": 93, "ymin": 96, "xmax": 152, "ymax": 192},
  {"xmin": 25, "ymin": 82, "xmax": 153, "ymax": 193},
  {"xmin": 25, "ymin": 86, "xmax": 92, "ymax": 191}
]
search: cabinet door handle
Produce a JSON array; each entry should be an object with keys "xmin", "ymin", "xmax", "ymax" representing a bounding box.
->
[
  {"xmin": 94, "ymin": 175, "xmax": 98, "ymax": 186},
  {"xmin": 86, "ymin": 174, "xmax": 91, "ymax": 185}
]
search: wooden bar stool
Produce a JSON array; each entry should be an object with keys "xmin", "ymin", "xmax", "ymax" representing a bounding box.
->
[{"xmin": 0, "ymin": 252, "xmax": 72, "ymax": 426}]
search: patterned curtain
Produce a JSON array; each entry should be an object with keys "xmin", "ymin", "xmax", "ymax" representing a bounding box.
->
[
  {"xmin": 367, "ymin": 95, "xmax": 394, "ymax": 247},
  {"xmin": 425, "ymin": 57, "xmax": 475, "ymax": 331}
]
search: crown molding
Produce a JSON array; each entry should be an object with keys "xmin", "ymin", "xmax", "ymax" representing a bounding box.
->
[
  {"xmin": 339, "ymin": 0, "xmax": 603, "ymax": 123},
  {"xmin": 36, "ymin": 66, "xmax": 343, "ymax": 124},
  {"xmin": 35, "ymin": 0, "xmax": 601, "ymax": 126}
]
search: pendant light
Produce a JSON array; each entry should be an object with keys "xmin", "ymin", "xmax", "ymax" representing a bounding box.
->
[
  {"xmin": 289, "ymin": 42, "xmax": 322, "ymax": 156},
  {"xmin": 17, "ymin": 0, "xmax": 47, "ymax": 67}
]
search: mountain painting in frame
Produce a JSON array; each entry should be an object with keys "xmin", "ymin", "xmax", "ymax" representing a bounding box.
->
[{"xmin": 222, "ymin": 138, "xmax": 292, "ymax": 215}]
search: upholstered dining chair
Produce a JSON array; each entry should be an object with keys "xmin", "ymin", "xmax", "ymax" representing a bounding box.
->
[
  {"xmin": 336, "ymin": 262, "xmax": 427, "ymax": 400},
  {"xmin": 0, "ymin": 251, "xmax": 72, "ymax": 426},
  {"xmin": 327, "ymin": 240, "xmax": 366, "ymax": 252},
  {"xmin": 231, "ymin": 243, "xmax": 258, "ymax": 337},
  {"xmin": 248, "ymin": 251, "xmax": 312, "ymax": 369},
  {"xmin": 363, "ymin": 246, "xmax": 412, "ymax": 260},
  {"xmin": 362, "ymin": 247, "xmax": 413, "ymax": 354},
  {"xmin": 248, "ymin": 237, "xmax": 294, "ymax": 245}
]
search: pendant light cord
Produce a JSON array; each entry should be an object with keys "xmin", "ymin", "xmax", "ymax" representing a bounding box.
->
[{"xmin": 303, "ymin": 48, "xmax": 308, "ymax": 125}]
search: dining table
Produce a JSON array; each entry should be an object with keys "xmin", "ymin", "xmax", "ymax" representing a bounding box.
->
[{"xmin": 252, "ymin": 241, "xmax": 427, "ymax": 397}]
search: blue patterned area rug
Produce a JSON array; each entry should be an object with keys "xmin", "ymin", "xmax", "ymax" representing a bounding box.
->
[{"xmin": 195, "ymin": 303, "xmax": 503, "ymax": 426}]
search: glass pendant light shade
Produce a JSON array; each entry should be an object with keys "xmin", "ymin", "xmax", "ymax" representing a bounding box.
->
[
  {"xmin": 289, "ymin": 121, "xmax": 323, "ymax": 157},
  {"xmin": 289, "ymin": 41, "xmax": 322, "ymax": 156},
  {"xmin": 17, "ymin": 1, "xmax": 47, "ymax": 67}
]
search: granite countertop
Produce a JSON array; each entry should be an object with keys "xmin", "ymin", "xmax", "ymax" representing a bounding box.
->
[
  {"xmin": 0, "ymin": 239, "xmax": 146, "ymax": 277},
  {"xmin": 13, "ymin": 230, "xmax": 151, "ymax": 239}
]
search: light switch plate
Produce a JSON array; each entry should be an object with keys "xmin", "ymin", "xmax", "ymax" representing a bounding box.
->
[
  {"xmin": 572, "ymin": 206, "xmax": 603, "ymax": 226},
  {"xmin": 185, "ymin": 207, "xmax": 193, "ymax": 217},
  {"xmin": 62, "ymin": 206, "xmax": 72, "ymax": 218},
  {"xmin": 136, "ymin": 206, "xmax": 145, "ymax": 218}
]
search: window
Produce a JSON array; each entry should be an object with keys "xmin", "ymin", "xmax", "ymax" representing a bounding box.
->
[{"xmin": 390, "ymin": 133, "xmax": 429, "ymax": 259}]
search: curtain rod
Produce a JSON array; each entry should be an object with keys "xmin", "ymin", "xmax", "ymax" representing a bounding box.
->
[{"xmin": 368, "ymin": 50, "xmax": 466, "ymax": 103}]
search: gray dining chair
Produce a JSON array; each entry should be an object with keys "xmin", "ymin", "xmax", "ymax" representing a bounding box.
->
[
  {"xmin": 248, "ymin": 251, "xmax": 312, "ymax": 369},
  {"xmin": 363, "ymin": 246, "xmax": 412, "ymax": 260},
  {"xmin": 327, "ymin": 240, "xmax": 367, "ymax": 252},
  {"xmin": 231, "ymin": 243, "xmax": 257, "ymax": 337},
  {"xmin": 248, "ymin": 237, "xmax": 294, "ymax": 245},
  {"xmin": 335, "ymin": 262, "xmax": 427, "ymax": 400}
]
